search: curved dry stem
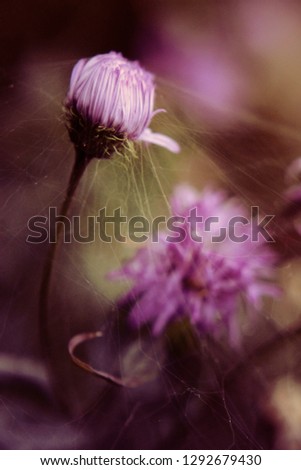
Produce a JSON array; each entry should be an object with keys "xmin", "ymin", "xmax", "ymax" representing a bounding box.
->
[{"xmin": 68, "ymin": 331, "xmax": 145, "ymax": 388}]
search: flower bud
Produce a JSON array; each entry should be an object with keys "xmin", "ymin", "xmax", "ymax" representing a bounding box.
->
[{"xmin": 65, "ymin": 52, "xmax": 179, "ymax": 158}]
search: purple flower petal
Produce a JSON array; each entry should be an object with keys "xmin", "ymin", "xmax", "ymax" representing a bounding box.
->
[{"xmin": 139, "ymin": 128, "xmax": 180, "ymax": 153}]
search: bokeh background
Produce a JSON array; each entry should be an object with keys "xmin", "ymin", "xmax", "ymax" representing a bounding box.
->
[{"xmin": 1, "ymin": 0, "xmax": 301, "ymax": 449}]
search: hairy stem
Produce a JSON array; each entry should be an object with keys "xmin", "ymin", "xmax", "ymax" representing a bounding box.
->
[{"xmin": 38, "ymin": 148, "xmax": 90, "ymax": 366}]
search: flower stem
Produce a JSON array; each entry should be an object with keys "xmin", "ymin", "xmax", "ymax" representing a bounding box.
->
[{"xmin": 38, "ymin": 148, "xmax": 90, "ymax": 377}]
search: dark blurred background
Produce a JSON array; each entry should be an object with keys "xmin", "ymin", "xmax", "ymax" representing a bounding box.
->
[{"xmin": 1, "ymin": 0, "xmax": 301, "ymax": 450}]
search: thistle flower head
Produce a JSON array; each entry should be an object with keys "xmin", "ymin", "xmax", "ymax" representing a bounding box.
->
[
  {"xmin": 65, "ymin": 51, "xmax": 179, "ymax": 158},
  {"xmin": 110, "ymin": 185, "xmax": 279, "ymax": 346}
]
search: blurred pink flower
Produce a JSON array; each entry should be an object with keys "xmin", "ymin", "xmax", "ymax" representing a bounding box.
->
[
  {"xmin": 142, "ymin": 21, "xmax": 250, "ymax": 125},
  {"xmin": 172, "ymin": 48, "xmax": 247, "ymax": 116},
  {"xmin": 111, "ymin": 185, "xmax": 278, "ymax": 346}
]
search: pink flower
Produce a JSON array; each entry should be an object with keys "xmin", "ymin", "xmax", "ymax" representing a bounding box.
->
[
  {"xmin": 65, "ymin": 52, "xmax": 179, "ymax": 158},
  {"xmin": 110, "ymin": 185, "xmax": 279, "ymax": 346}
]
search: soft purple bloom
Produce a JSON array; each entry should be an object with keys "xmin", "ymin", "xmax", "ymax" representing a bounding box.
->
[
  {"xmin": 142, "ymin": 21, "xmax": 250, "ymax": 127},
  {"xmin": 65, "ymin": 51, "xmax": 179, "ymax": 157},
  {"xmin": 110, "ymin": 185, "xmax": 279, "ymax": 346}
]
